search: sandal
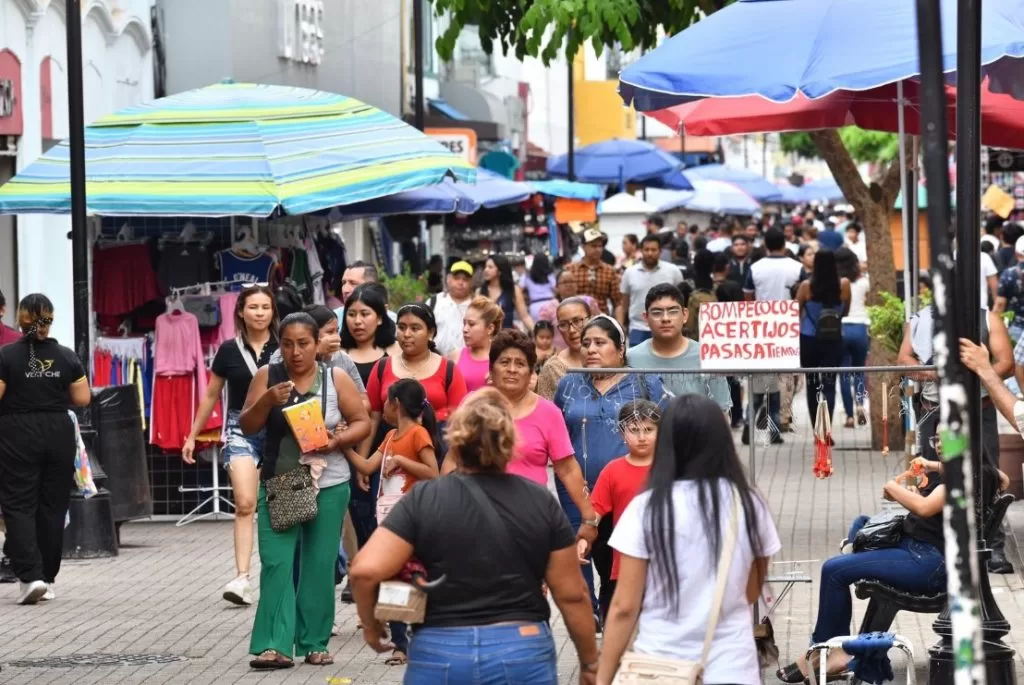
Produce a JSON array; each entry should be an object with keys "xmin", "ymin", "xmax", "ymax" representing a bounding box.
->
[
  {"xmin": 250, "ymin": 649, "xmax": 294, "ymax": 670},
  {"xmin": 775, "ymin": 662, "xmax": 848, "ymax": 684},
  {"xmin": 385, "ymin": 650, "xmax": 408, "ymax": 666},
  {"xmin": 304, "ymin": 651, "xmax": 334, "ymax": 666}
]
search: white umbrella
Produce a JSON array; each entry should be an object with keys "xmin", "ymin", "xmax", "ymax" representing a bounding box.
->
[{"xmin": 681, "ymin": 179, "xmax": 761, "ymax": 215}]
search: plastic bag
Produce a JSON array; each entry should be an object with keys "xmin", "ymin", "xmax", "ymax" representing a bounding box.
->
[
  {"xmin": 852, "ymin": 511, "xmax": 906, "ymax": 553},
  {"xmin": 68, "ymin": 410, "xmax": 98, "ymax": 498}
]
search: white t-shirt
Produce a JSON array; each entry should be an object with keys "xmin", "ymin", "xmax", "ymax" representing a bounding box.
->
[
  {"xmin": 744, "ymin": 255, "xmax": 803, "ymax": 301},
  {"xmin": 610, "ymin": 480, "xmax": 782, "ymax": 685},
  {"xmin": 431, "ymin": 293, "xmax": 472, "ymax": 357},
  {"xmin": 706, "ymin": 237, "xmax": 732, "ymax": 253},
  {"xmin": 981, "ymin": 252, "xmax": 997, "ymax": 311},
  {"xmin": 845, "ymin": 276, "xmax": 870, "ymax": 325}
]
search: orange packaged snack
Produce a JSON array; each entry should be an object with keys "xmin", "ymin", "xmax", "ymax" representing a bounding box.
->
[{"xmin": 282, "ymin": 398, "xmax": 330, "ymax": 453}]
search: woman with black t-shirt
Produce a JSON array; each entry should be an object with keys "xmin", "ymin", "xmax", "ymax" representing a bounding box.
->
[
  {"xmin": 182, "ymin": 285, "xmax": 279, "ymax": 607},
  {"xmin": 0, "ymin": 294, "xmax": 92, "ymax": 605},
  {"xmin": 350, "ymin": 388, "xmax": 599, "ymax": 685}
]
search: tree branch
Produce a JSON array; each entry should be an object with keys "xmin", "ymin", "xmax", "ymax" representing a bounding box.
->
[
  {"xmin": 809, "ymin": 130, "xmax": 870, "ymax": 207},
  {"xmin": 879, "ymin": 135, "xmax": 913, "ymax": 209}
]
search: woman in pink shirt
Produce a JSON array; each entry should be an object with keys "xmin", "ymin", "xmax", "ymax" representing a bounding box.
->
[
  {"xmin": 449, "ymin": 296, "xmax": 503, "ymax": 393},
  {"xmin": 443, "ymin": 330, "xmax": 595, "ymax": 520}
]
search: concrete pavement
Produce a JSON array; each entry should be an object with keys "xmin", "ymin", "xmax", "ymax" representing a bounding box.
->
[{"xmin": 1, "ymin": 410, "xmax": 1023, "ymax": 684}]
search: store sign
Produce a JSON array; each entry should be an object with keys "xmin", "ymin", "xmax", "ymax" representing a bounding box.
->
[
  {"xmin": 278, "ymin": 0, "xmax": 324, "ymax": 65},
  {"xmin": 0, "ymin": 49, "xmax": 22, "ymax": 136},
  {"xmin": 699, "ymin": 300, "xmax": 801, "ymax": 370},
  {"xmin": 426, "ymin": 128, "xmax": 477, "ymax": 164}
]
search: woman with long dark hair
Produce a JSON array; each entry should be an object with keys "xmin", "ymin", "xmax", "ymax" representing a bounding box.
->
[
  {"xmin": 241, "ymin": 312, "xmax": 370, "ymax": 669},
  {"xmin": 598, "ymin": 395, "xmax": 780, "ymax": 685},
  {"xmin": 796, "ymin": 250, "xmax": 851, "ymax": 423},
  {"xmin": 183, "ymin": 284, "xmax": 279, "ymax": 606},
  {"xmin": 480, "ymin": 255, "xmax": 534, "ymax": 330},
  {"xmin": 0, "ymin": 294, "xmax": 92, "ymax": 605},
  {"xmin": 835, "ymin": 248, "xmax": 869, "ymax": 428},
  {"xmin": 341, "ymin": 283, "xmax": 400, "ymax": 384},
  {"xmin": 520, "ymin": 253, "xmax": 558, "ymax": 323}
]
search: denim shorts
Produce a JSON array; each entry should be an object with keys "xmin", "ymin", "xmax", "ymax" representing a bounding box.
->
[{"xmin": 221, "ymin": 410, "xmax": 265, "ymax": 466}]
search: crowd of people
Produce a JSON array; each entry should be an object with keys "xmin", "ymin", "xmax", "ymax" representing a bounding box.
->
[{"xmin": 0, "ymin": 201, "xmax": 1018, "ymax": 684}]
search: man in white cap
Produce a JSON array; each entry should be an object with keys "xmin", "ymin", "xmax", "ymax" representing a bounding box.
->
[
  {"xmin": 429, "ymin": 260, "xmax": 476, "ymax": 356},
  {"xmin": 565, "ymin": 228, "xmax": 622, "ymax": 315},
  {"xmin": 993, "ymin": 235, "xmax": 1024, "ymax": 341}
]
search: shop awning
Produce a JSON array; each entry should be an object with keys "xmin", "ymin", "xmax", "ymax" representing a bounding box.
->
[{"xmin": 428, "ymin": 99, "xmax": 470, "ymax": 121}]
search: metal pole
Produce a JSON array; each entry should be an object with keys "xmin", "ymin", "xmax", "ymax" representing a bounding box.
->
[
  {"xmin": 412, "ymin": 0, "xmax": 425, "ymax": 131},
  {"xmin": 567, "ymin": 35, "xmax": 576, "ymax": 181},
  {"xmin": 66, "ymin": 0, "xmax": 89, "ymax": 371},
  {"xmin": 747, "ymin": 373, "xmax": 756, "ymax": 482},
  {"xmin": 912, "ymin": 136, "xmax": 921, "ymax": 313},
  {"xmin": 897, "ymin": 81, "xmax": 913, "ymax": 321},
  {"xmin": 913, "ymin": 0, "xmax": 988, "ymax": 683}
]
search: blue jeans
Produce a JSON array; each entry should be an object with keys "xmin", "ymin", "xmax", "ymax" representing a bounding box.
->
[
  {"xmin": 391, "ymin": 621, "xmax": 409, "ymax": 653},
  {"xmin": 840, "ymin": 323, "xmax": 868, "ymax": 418},
  {"xmin": 812, "ymin": 515, "xmax": 946, "ymax": 643},
  {"xmin": 628, "ymin": 328, "xmax": 652, "ymax": 347},
  {"xmin": 405, "ymin": 622, "xmax": 558, "ymax": 685}
]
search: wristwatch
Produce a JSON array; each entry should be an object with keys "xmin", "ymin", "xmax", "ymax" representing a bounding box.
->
[{"xmin": 582, "ymin": 516, "xmax": 600, "ymax": 528}]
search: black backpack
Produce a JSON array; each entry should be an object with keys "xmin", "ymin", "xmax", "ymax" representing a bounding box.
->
[{"xmin": 815, "ymin": 307, "xmax": 843, "ymax": 341}]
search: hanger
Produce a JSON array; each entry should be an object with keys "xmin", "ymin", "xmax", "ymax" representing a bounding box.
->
[
  {"xmin": 179, "ymin": 221, "xmax": 197, "ymax": 242},
  {"xmin": 116, "ymin": 223, "xmax": 134, "ymax": 241},
  {"xmin": 232, "ymin": 226, "xmax": 263, "ymax": 256},
  {"xmin": 166, "ymin": 293, "xmax": 186, "ymax": 314}
]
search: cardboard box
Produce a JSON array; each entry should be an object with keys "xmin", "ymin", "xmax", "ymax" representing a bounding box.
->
[{"xmin": 375, "ymin": 581, "xmax": 426, "ymax": 623}]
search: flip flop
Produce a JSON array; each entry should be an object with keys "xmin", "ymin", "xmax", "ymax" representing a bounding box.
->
[
  {"xmin": 776, "ymin": 662, "xmax": 848, "ymax": 684},
  {"xmin": 385, "ymin": 650, "xmax": 408, "ymax": 666},
  {"xmin": 304, "ymin": 651, "xmax": 334, "ymax": 666},
  {"xmin": 250, "ymin": 650, "xmax": 294, "ymax": 670}
]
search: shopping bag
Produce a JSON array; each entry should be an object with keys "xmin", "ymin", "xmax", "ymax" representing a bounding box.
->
[{"xmin": 812, "ymin": 394, "xmax": 833, "ymax": 479}]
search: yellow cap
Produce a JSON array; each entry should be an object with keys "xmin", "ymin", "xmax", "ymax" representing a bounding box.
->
[{"xmin": 450, "ymin": 260, "xmax": 474, "ymax": 276}]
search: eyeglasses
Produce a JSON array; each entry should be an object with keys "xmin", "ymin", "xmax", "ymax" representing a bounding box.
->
[
  {"xmin": 648, "ymin": 307, "xmax": 683, "ymax": 320},
  {"xmin": 557, "ymin": 317, "xmax": 587, "ymax": 332},
  {"xmin": 35, "ymin": 316, "xmax": 54, "ymax": 326}
]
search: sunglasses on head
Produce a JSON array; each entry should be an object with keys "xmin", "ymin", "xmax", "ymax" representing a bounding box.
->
[{"xmin": 241, "ymin": 282, "xmax": 270, "ymax": 289}]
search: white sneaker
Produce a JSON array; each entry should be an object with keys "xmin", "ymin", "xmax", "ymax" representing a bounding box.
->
[
  {"xmin": 331, "ymin": 622, "xmax": 341, "ymax": 636},
  {"xmin": 223, "ymin": 575, "xmax": 254, "ymax": 606},
  {"xmin": 17, "ymin": 580, "xmax": 47, "ymax": 605},
  {"xmin": 41, "ymin": 584, "xmax": 55, "ymax": 602}
]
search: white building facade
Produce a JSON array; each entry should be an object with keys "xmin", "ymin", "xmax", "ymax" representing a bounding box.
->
[{"xmin": 0, "ymin": 0, "xmax": 154, "ymax": 342}]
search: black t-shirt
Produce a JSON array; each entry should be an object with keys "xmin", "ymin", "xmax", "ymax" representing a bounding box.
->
[
  {"xmin": 0, "ymin": 338, "xmax": 87, "ymax": 415},
  {"xmin": 382, "ymin": 472, "xmax": 575, "ymax": 628},
  {"xmin": 211, "ymin": 338, "xmax": 278, "ymax": 412},
  {"xmin": 902, "ymin": 474, "xmax": 944, "ymax": 550}
]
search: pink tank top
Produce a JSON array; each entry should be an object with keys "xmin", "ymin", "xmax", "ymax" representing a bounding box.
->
[{"xmin": 457, "ymin": 348, "xmax": 490, "ymax": 393}]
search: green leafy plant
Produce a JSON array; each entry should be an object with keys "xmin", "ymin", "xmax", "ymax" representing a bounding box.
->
[
  {"xmin": 867, "ymin": 291, "xmax": 907, "ymax": 354},
  {"xmin": 378, "ymin": 265, "xmax": 427, "ymax": 311}
]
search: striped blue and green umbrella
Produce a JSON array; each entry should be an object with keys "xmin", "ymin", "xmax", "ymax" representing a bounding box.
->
[{"xmin": 0, "ymin": 82, "xmax": 476, "ymax": 217}]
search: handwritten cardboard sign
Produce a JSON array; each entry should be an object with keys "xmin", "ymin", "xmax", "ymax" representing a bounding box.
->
[{"xmin": 699, "ymin": 300, "xmax": 801, "ymax": 370}]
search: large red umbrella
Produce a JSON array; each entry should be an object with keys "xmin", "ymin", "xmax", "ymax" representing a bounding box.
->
[{"xmin": 650, "ymin": 80, "xmax": 1024, "ymax": 150}]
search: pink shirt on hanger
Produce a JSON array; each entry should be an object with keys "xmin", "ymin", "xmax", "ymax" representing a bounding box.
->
[
  {"xmin": 154, "ymin": 311, "xmax": 208, "ymax": 401},
  {"xmin": 216, "ymin": 292, "xmax": 240, "ymax": 346}
]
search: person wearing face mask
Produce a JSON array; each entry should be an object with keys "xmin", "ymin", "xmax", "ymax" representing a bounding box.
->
[
  {"xmin": 553, "ymin": 315, "xmax": 668, "ymax": 629},
  {"xmin": 429, "ymin": 261, "xmax": 477, "ymax": 357},
  {"xmin": 181, "ymin": 285, "xmax": 279, "ymax": 606},
  {"xmin": 0, "ymin": 294, "xmax": 92, "ymax": 605}
]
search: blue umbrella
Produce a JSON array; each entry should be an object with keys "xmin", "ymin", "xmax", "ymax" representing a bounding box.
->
[
  {"xmin": 680, "ymin": 179, "xmax": 761, "ymax": 215},
  {"xmin": 680, "ymin": 164, "xmax": 782, "ymax": 202},
  {"xmin": 335, "ymin": 181, "xmax": 479, "ymax": 218},
  {"xmin": 530, "ymin": 179, "xmax": 606, "ymax": 201},
  {"xmin": 774, "ymin": 183, "xmax": 807, "ymax": 205},
  {"xmin": 461, "ymin": 169, "xmax": 534, "ymax": 208},
  {"xmin": 645, "ymin": 168, "xmax": 695, "ymax": 191},
  {"xmin": 619, "ymin": 0, "xmax": 1024, "ymax": 111},
  {"xmin": 800, "ymin": 178, "xmax": 845, "ymax": 203},
  {"xmin": 546, "ymin": 139, "xmax": 681, "ymax": 185}
]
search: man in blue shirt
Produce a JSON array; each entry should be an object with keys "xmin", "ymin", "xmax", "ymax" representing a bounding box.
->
[{"xmin": 994, "ymin": 235, "xmax": 1024, "ymax": 342}]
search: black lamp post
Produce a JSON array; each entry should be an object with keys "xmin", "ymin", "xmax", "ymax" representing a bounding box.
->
[{"xmin": 66, "ymin": 0, "xmax": 89, "ymax": 369}]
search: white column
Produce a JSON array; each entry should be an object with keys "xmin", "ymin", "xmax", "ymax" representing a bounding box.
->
[{"xmin": 17, "ymin": 12, "xmax": 75, "ymax": 346}]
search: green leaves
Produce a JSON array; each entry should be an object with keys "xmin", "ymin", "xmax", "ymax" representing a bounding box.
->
[
  {"xmin": 429, "ymin": 0, "xmax": 730, "ymax": 65},
  {"xmin": 781, "ymin": 127, "xmax": 899, "ymax": 164}
]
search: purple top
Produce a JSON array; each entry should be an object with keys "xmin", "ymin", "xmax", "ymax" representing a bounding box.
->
[{"xmin": 520, "ymin": 273, "xmax": 557, "ymax": 321}]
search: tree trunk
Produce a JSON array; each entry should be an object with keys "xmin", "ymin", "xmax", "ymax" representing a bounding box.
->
[{"xmin": 810, "ymin": 130, "xmax": 908, "ymax": 451}]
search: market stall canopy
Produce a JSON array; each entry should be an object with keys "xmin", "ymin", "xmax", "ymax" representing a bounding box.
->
[
  {"xmin": 530, "ymin": 179, "xmax": 606, "ymax": 201},
  {"xmin": 800, "ymin": 178, "xmax": 845, "ymax": 203},
  {"xmin": 774, "ymin": 184, "xmax": 807, "ymax": 205},
  {"xmin": 649, "ymin": 80, "xmax": 1024, "ymax": 150},
  {"xmin": 599, "ymin": 192, "xmax": 656, "ymax": 216},
  {"xmin": 546, "ymin": 139, "xmax": 682, "ymax": 185},
  {"xmin": 674, "ymin": 179, "xmax": 761, "ymax": 215},
  {"xmin": 679, "ymin": 163, "xmax": 782, "ymax": 203},
  {"xmin": 618, "ymin": 0, "xmax": 1024, "ymax": 110},
  {"xmin": 0, "ymin": 82, "xmax": 476, "ymax": 217}
]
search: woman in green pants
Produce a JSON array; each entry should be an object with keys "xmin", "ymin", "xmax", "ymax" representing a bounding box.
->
[{"xmin": 240, "ymin": 312, "xmax": 371, "ymax": 669}]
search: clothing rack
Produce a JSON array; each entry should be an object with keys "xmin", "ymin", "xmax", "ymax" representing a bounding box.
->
[{"xmin": 167, "ymin": 279, "xmax": 250, "ymax": 299}]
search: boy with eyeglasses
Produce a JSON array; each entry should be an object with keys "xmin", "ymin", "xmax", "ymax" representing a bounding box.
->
[
  {"xmin": 625, "ymin": 284, "xmax": 732, "ymax": 416},
  {"xmin": 575, "ymin": 400, "xmax": 660, "ymax": 624}
]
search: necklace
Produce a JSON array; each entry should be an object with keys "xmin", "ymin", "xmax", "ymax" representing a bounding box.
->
[{"xmin": 398, "ymin": 353, "xmax": 431, "ymax": 377}]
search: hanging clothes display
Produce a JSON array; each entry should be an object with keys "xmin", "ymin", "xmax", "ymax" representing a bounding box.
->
[
  {"xmin": 216, "ymin": 249, "xmax": 278, "ymax": 285},
  {"xmin": 93, "ymin": 336, "xmax": 152, "ymax": 429},
  {"xmin": 157, "ymin": 234, "xmax": 215, "ymax": 291},
  {"xmin": 92, "ymin": 241, "xmax": 163, "ymax": 317},
  {"xmin": 150, "ymin": 302, "xmax": 208, "ymax": 451}
]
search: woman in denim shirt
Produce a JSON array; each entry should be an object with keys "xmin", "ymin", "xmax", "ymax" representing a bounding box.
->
[{"xmin": 554, "ymin": 315, "xmax": 667, "ymax": 628}]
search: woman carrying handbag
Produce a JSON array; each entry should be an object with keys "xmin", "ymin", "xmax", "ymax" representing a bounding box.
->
[{"xmin": 598, "ymin": 395, "xmax": 781, "ymax": 685}]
